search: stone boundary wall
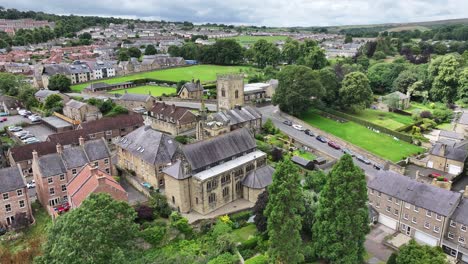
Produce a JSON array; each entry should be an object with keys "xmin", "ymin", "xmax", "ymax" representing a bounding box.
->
[{"xmin": 121, "ymin": 173, "xmax": 152, "ymax": 198}]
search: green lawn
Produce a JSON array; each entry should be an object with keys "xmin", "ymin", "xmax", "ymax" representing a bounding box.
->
[
  {"xmin": 232, "ymin": 224, "xmax": 257, "ymax": 243},
  {"xmin": 211, "ymin": 35, "xmax": 288, "ymax": 45},
  {"xmin": 437, "ymin": 122, "xmax": 453, "ymax": 130},
  {"xmin": 293, "ymin": 150, "xmax": 316, "ymax": 160},
  {"xmin": 109, "ymin": 85, "xmax": 177, "ymax": 96},
  {"xmin": 349, "ymin": 109, "xmax": 414, "ymax": 130},
  {"xmin": 71, "ymin": 65, "xmax": 253, "ymax": 91},
  {"xmin": 301, "ymin": 110, "xmax": 424, "ymax": 162}
]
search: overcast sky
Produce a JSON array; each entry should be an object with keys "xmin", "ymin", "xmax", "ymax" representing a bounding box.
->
[{"xmin": 1, "ymin": 0, "xmax": 467, "ymax": 27}]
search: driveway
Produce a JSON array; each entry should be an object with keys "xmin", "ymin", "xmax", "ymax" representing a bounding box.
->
[
  {"xmin": 120, "ymin": 179, "xmax": 148, "ymax": 205},
  {"xmin": 258, "ymin": 105, "xmax": 379, "ymax": 180},
  {"xmin": 365, "ymin": 224, "xmax": 395, "ymax": 263},
  {"xmin": 0, "ymin": 115, "xmax": 32, "ymax": 130}
]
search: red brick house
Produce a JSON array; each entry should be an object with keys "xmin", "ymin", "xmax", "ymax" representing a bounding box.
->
[{"xmin": 67, "ymin": 165, "xmax": 127, "ymax": 208}]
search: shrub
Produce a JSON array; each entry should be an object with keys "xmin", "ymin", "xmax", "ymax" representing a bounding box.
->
[
  {"xmin": 149, "ymin": 192, "xmax": 172, "ymax": 218},
  {"xmin": 136, "ymin": 204, "xmax": 155, "ymax": 222},
  {"xmin": 170, "ymin": 212, "xmax": 192, "ymax": 237},
  {"xmin": 420, "ymin": 111, "xmax": 432, "ymax": 119},
  {"xmin": 175, "ymin": 135, "xmax": 189, "ymax": 144},
  {"xmin": 230, "ymin": 211, "xmax": 251, "ymax": 226},
  {"xmin": 432, "ymin": 108, "xmax": 453, "ymax": 123},
  {"xmin": 140, "ymin": 224, "xmax": 166, "ymax": 246},
  {"xmin": 239, "ymin": 236, "xmax": 259, "ymax": 251},
  {"xmin": 245, "ymin": 254, "xmax": 268, "ymax": 264},
  {"xmin": 271, "ymin": 147, "xmax": 284, "ymax": 162},
  {"xmin": 207, "ymin": 253, "xmax": 238, "ymax": 264},
  {"xmin": 254, "ymin": 133, "xmax": 265, "ymax": 141}
]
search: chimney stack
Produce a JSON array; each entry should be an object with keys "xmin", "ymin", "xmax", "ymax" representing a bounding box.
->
[
  {"xmin": 56, "ymin": 143, "xmax": 63, "ymax": 154},
  {"xmin": 32, "ymin": 150, "xmax": 38, "ymax": 162},
  {"xmin": 79, "ymin": 136, "xmax": 85, "ymax": 146},
  {"xmin": 439, "ymin": 144, "xmax": 447, "ymax": 157},
  {"xmin": 415, "ymin": 170, "xmax": 420, "ymax": 182},
  {"xmin": 464, "ymin": 186, "xmax": 468, "ymax": 198}
]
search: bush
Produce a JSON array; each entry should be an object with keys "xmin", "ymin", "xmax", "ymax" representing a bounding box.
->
[
  {"xmin": 170, "ymin": 212, "xmax": 192, "ymax": 237},
  {"xmin": 244, "ymin": 254, "xmax": 268, "ymax": 264},
  {"xmin": 230, "ymin": 211, "xmax": 251, "ymax": 226},
  {"xmin": 149, "ymin": 192, "xmax": 172, "ymax": 218},
  {"xmin": 136, "ymin": 204, "xmax": 155, "ymax": 222},
  {"xmin": 175, "ymin": 135, "xmax": 189, "ymax": 144},
  {"xmin": 239, "ymin": 236, "xmax": 259, "ymax": 251},
  {"xmin": 140, "ymin": 224, "xmax": 166, "ymax": 246},
  {"xmin": 207, "ymin": 253, "xmax": 238, "ymax": 264},
  {"xmin": 432, "ymin": 108, "xmax": 453, "ymax": 123},
  {"xmin": 420, "ymin": 111, "xmax": 432, "ymax": 119},
  {"xmin": 254, "ymin": 133, "xmax": 265, "ymax": 141}
]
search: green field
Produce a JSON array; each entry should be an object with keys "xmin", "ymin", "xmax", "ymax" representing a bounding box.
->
[
  {"xmin": 109, "ymin": 85, "xmax": 177, "ymax": 96},
  {"xmin": 349, "ymin": 109, "xmax": 414, "ymax": 130},
  {"xmin": 213, "ymin": 35, "xmax": 288, "ymax": 45},
  {"xmin": 71, "ymin": 65, "xmax": 253, "ymax": 91},
  {"xmin": 301, "ymin": 110, "xmax": 424, "ymax": 162}
]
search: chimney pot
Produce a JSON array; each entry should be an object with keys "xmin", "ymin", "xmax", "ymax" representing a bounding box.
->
[
  {"xmin": 32, "ymin": 150, "xmax": 38, "ymax": 161},
  {"xmin": 79, "ymin": 136, "xmax": 85, "ymax": 146},
  {"xmin": 464, "ymin": 186, "xmax": 468, "ymax": 198},
  {"xmin": 56, "ymin": 143, "xmax": 63, "ymax": 154}
]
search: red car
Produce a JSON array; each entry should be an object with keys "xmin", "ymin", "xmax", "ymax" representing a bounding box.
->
[
  {"xmin": 0, "ymin": 117, "xmax": 7, "ymax": 122},
  {"xmin": 428, "ymin": 172, "xmax": 442, "ymax": 178},
  {"xmin": 328, "ymin": 141, "xmax": 341, "ymax": 150},
  {"xmin": 57, "ymin": 202, "xmax": 71, "ymax": 214}
]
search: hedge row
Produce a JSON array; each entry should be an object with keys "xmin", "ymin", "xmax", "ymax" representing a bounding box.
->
[
  {"xmin": 323, "ymin": 109, "xmax": 413, "ymax": 143},
  {"xmin": 395, "ymin": 120, "xmax": 423, "ymax": 132}
]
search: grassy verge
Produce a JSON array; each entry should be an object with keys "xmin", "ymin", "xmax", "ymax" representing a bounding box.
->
[
  {"xmin": 293, "ymin": 149, "xmax": 316, "ymax": 160},
  {"xmin": 300, "ymin": 109, "xmax": 424, "ymax": 162},
  {"xmin": 71, "ymin": 65, "xmax": 253, "ymax": 91},
  {"xmin": 109, "ymin": 85, "xmax": 177, "ymax": 96},
  {"xmin": 348, "ymin": 109, "xmax": 414, "ymax": 131}
]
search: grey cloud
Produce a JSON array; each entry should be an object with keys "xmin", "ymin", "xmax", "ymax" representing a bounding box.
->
[{"xmin": 0, "ymin": 0, "xmax": 466, "ymax": 27}]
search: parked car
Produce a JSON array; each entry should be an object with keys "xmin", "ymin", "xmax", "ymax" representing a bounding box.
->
[
  {"xmin": 20, "ymin": 134, "xmax": 34, "ymax": 140},
  {"xmin": 24, "ymin": 138, "xmax": 40, "ymax": 144},
  {"xmin": 327, "ymin": 141, "xmax": 341, "ymax": 150},
  {"xmin": 428, "ymin": 172, "xmax": 442, "ymax": 178},
  {"xmin": 304, "ymin": 129, "xmax": 314, "ymax": 137},
  {"xmin": 8, "ymin": 126, "xmax": 22, "ymax": 132},
  {"xmin": 0, "ymin": 117, "xmax": 7, "ymax": 122},
  {"xmin": 57, "ymin": 202, "xmax": 71, "ymax": 214},
  {"xmin": 20, "ymin": 111, "xmax": 31, "ymax": 117},
  {"xmin": 292, "ymin": 124, "xmax": 305, "ymax": 131},
  {"xmin": 29, "ymin": 116, "xmax": 41, "ymax": 122},
  {"xmin": 141, "ymin": 182, "xmax": 152, "ymax": 189},
  {"xmin": 27, "ymin": 180, "xmax": 36, "ymax": 189},
  {"xmin": 356, "ymin": 155, "xmax": 371, "ymax": 165},
  {"xmin": 373, "ymin": 164, "xmax": 384, "ymax": 170},
  {"xmin": 14, "ymin": 131, "xmax": 28, "ymax": 137},
  {"xmin": 0, "ymin": 112, "xmax": 8, "ymax": 116},
  {"xmin": 283, "ymin": 120, "xmax": 292, "ymax": 126},
  {"xmin": 342, "ymin": 148, "xmax": 355, "ymax": 157},
  {"xmin": 316, "ymin": 135, "xmax": 328, "ymax": 143}
]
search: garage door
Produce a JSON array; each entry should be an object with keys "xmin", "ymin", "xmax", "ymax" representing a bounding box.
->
[
  {"xmin": 448, "ymin": 164, "xmax": 461, "ymax": 175},
  {"xmin": 378, "ymin": 214, "xmax": 397, "ymax": 230},
  {"xmin": 414, "ymin": 230, "xmax": 438, "ymax": 246}
]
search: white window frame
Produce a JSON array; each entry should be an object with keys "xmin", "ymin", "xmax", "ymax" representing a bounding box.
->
[
  {"xmin": 5, "ymin": 204, "xmax": 11, "ymax": 212},
  {"xmin": 404, "ymin": 213, "xmax": 409, "ymax": 220},
  {"xmin": 61, "ymin": 185, "xmax": 67, "ymax": 192},
  {"xmin": 377, "ymin": 192, "xmax": 381, "ymax": 197},
  {"xmin": 448, "ymin": 232, "xmax": 454, "ymax": 239},
  {"xmin": 405, "ymin": 202, "xmax": 411, "ymax": 209},
  {"xmin": 386, "ymin": 206, "xmax": 391, "ymax": 213},
  {"xmin": 104, "ymin": 158, "xmax": 109, "ymax": 165},
  {"xmin": 424, "ymin": 222, "xmax": 430, "ymax": 229},
  {"xmin": 426, "ymin": 210, "xmax": 432, "ymax": 217},
  {"xmin": 48, "ymin": 177, "xmax": 53, "ymax": 184},
  {"xmin": 16, "ymin": 189, "xmax": 23, "ymax": 196},
  {"xmin": 3, "ymin": 193, "xmax": 8, "ymax": 200},
  {"xmin": 459, "ymin": 236, "xmax": 465, "ymax": 244},
  {"xmin": 434, "ymin": 226, "xmax": 440, "ymax": 233},
  {"xmin": 394, "ymin": 209, "xmax": 399, "ymax": 216},
  {"xmin": 412, "ymin": 217, "xmax": 417, "ymax": 224},
  {"xmin": 395, "ymin": 199, "xmax": 400, "ymax": 205},
  {"xmin": 49, "ymin": 188, "xmax": 55, "ymax": 195},
  {"xmin": 19, "ymin": 200, "xmax": 25, "ymax": 208},
  {"xmin": 60, "ymin": 174, "xmax": 66, "ymax": 180},
  {"xmin": 414, "ymin": 206, "xmax": 419, "ymax": 212},
  {"xmin": 461, "ymin": 225, "xmax": 467, "ymax": 232},
  {"xmin": 387, "ymin": 196, "xmax": 392, "ymax": 202},
  {"xmin": 450, "ymin": 220, "xmax": 457, "ymax": 228},
  {"xmin": 436, "ymin": 214, "xmax": 442, "ymax": 221}
]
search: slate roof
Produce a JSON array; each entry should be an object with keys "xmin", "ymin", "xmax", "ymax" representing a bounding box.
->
[
  {"xmin": 43, "ymin": 64, "xmax": 71, "ymax": 75},
  {"xmin": 79, "ymin": 114, "xmax": 144, "ymax": 133},
  {"xmin": 430, "ymin": 143, "xmax": 468, "ymax": 162},
  {"xmin": 451, "ymin": 198, "xmax": 468, "ymax": 226},
  {"xmin": 118, "ymin": 93, "xmax": 152, "ymax": 102},
  {"xmin": 35, "ymin": 89, "xmax": 59, "ymax": 98},
  {"xmin": 9, "ymin": 141, "xmax": 56, "ymax": 162},
  {"xmin": 211, "ymin": 106, "xmax": 262, "ymax": 126},
  {"xmin": 182, "ymin": 128, "xmax": 256, "ymax": 172},
  {"xmin": 368, "ymin": 170, "xmax": 461, "ymax": 216},
  {"xmin": 439, "ymin": 130, "xmax": 464, "ymax": 141},
  {"xmin": 163, "ymin": 160, "xmax": 189, "ymax": 180},
  {"xmin": 66, "ymin": 99, "xmax": 86, "ymax": 109},
  {"xmin": 242, "ymin": 165, "xmax": 274, "ymax": 189},
  {"xmin": 0, "ymin": 166, "xmax": 25, "ymax": 193},
  {"xmin": 459, "ymin": 112, "xmax": 468, "ymax": 125},
  {"xmin": 291, "ymin": 155, "xmax": 313, "ymax": 167},
  {"xmin": 180, "ymin": 81, "xmax": 203, "ymax": 93},
  {"xmin": 150, "ymin": 102, "xmax": 197, "ymax": 125},
  {"xmin": 116, "ymin": 126, "xmax": 178, "ymax": 165},
  {"xmin": 37, "ymin": 139, "xmax": 110, "ymax": 177}
]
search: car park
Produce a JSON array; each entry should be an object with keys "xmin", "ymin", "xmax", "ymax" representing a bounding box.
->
[
  {"xmin": 342, "ymin": 148, "xmax": 355, "ymax": 157},
  {"xmin": 283, "ymin": 120, "xmax": 292, "ymax": 126},
  {"xmin": 8, "ymin": 126, "xmax": 22, "ymax": 132},
  {"xmin": 27, "ymin": 180, "xmax": 36, "ymax": 189},
  {"xmin": 292, "ymin": 124, "xmax": 305, "ymax": 131},
  {"xmin": 356, "ymin": 155, "xmax": 371, "ymax": 165},
  {"xmin": 304, "ymin": 129, "xmax": 314, "ymax": 137},
  {"xmin": 327, "ymin": 141, "xmax": 341, "ymax": 150},
  {"xmin": 316, "ymin": 135, "xmax": 328, "ymax": 143}
]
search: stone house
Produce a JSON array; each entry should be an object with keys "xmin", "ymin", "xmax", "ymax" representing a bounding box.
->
[
  {"xmin": 63, "ymin": 99, "xmax": 102, "ymax": 122},
  {"xmin": 178, "ymin": 80, "xmax": 203, "ymax": 100},
  {"xmin": 7, "ymin": 141, "xmax": 57, "ymax": 177},
  {"xmin": 377, "ymin": 91, "xmax": 410, "ymax": 111},
  {"xmin": 116, "ymin": 126, "xmax": 179, "ymax": 188},
  {"xmin": 67, "ymin": 164, "xmax": 127, "ymax": 208},
  {"xmin": 147, "ymin": 102, "xmax": 197, "ymax": 136},
  {"xmin": 426, "ymin": 143, "xmax": 467, "ymax": 175},
  {"xmin": 32, "ymin": 138, "xmax": 112, "ymax": 214},
  {"xmin": 0, "ymin": 166, "xmax": 33, "ymax": 228},
  {"xmin": 114, "ymin": 93, "xmax": 155, "ymax": 111},
  {"xmin": 243, "ymin": 79, "xmax": 278, "ymax": 102},
  {"xmin": 163, "ymin": 128, "xmax": 273, "ymax": 215},
  {"xmin": 455, "ymin": 112, "xmax": 468, "ymax": 136},
  {"xmin": 34, "ymin": 89, "xmax": 69, "ymax": 104},
  {"xmin": 443, "ymin": 196, "xmax": 468, "ymax": 262},
  {"xmin": 0, "ymin": 95, "xmax": 24, "ymax": 115},
  {"xmin": 368, "ymin": 170, "xmax": 461, "ymax": 247}
]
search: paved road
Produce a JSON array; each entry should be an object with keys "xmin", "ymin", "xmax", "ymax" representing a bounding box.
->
[{"xmin": 258, "ymin": 105, "xmax": 379, "ymax": 180}]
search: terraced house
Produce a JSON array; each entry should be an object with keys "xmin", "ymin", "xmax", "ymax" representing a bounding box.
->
[
  {"xmin": 369, "ymin": 170, "xmax": 468, "ymax": 262},
  {"xmin": 0, "ymin": 167, "xmax": 32, "ymax": 228},
  {"xmin": 32, "ymin": 138, "xmax": 112, "ymax": 214},
  {"xmin": 147, "ymin": 102, "xmax": 197, "ymax": 136}
]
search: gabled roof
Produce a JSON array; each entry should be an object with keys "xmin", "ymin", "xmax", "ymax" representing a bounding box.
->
[
  {"xmin": 118, "ymin": 93, "xmax": 153, "ymax": 102},
  {"xmin": 242, "ymin": 165, "xmax": 274, "ymax": 189},
  {"xmin": 150, "ymin": 102, "xmax": 196, "ymax": 125},
  {"xmin": 9, "ymin": 141, "xmax": 56, "ymax": 162},
  {"xmin": 37, "ymin": 153, "xmax": 67, "ymax": 177},
  {"xmin": 65, "ymin": 99, "xmax": 87, "ymax": 109},
  {"xmin": 430, "ymin": 143, "xmax": 468, "ymax": 162},
  {"xmin": 368, "ymin": 170, "xmax": 461, "ymax": 216},
  {"xmin": 35, "ymin": 89, "xmax": 59, "ymax": 98},
  {"xmin": 180, "ymin": 81, "xmax": 203, "ymax": 93},
  {"xmin": 182, "ymin": 128, "xmax": 256, "ymax": 172},
  {"xmin": 163, "ymin": 160, "xmax": 189, "ymax": 180},
  {"xmin": 68, "ymin": 165, "xmax": 126, "ymax": 208},
  {"xmin": 291, "ymin": 155, "xmax": 313, "ymax": 166},
  {"xmin": 0, "ymin": 166, "xmax": 25, "ymax": 193},
  {"xmin": 451, "ymin": 198, "xmax": 468, "ymax": 226},
  {"xmin": 116, "ymin": 126, "xmax": 179, "ymax": 165},
  {"xmin": 211, "ymin": 106, "xmax": 261, "ymax": 126}
]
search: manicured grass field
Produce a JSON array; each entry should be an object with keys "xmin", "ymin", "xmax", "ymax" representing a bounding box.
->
[
  {"xmin": 71, "ymin": 65, "xmax": 253, "ymax": 91},
  {"xmin": 301, "ymin": 110, "xmax": 424, "ymax": 162},
  {"xmin": 213, "ymin": 35, "xmax": 288, "ymax": 45},
  {"xmin": 349, "ymin": 109, "xmax": 414, "ymax": 130},
  {"xmin": 293, "ymin": 149, "xmax": 316, "ymax": 161},
  {"xmin": 109, "ymin": 85, "xmax": 177, "ymax": 96},
  {"xmin": 232, "ymin": 224, "xmax": 257, "ymax": 243}
]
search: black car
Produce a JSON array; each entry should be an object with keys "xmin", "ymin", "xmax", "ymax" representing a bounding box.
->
[
  {"xmin": 283, "ymin": 120, "xmax": 292, "ymax": 126},
  {"xmin": 373, "ymin": 164, "xmax": 383, "ymax": 170},
  {"xmin": 304, "ymin": 129, "xmax": 314, "ymax": 136},
  {"xmin": 316, "ymin": 135, "xmax": 327, "ymax": 143}
]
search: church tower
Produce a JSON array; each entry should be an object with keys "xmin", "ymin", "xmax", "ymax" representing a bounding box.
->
[{"xmin": 216, "ymin": 74, "xmax": 244, "ymax": 111}]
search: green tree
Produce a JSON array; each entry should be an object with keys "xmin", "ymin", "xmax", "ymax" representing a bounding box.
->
[
  {"xmin": 458, "ymin": 68, "xmax": 468, "ymax": 104},
  {"xmin": 252, "ymin": 190, "xmax": 268, "ymax": 233},
  {"xmin": 303, "ymin": 170, "xmax": 327, "ymax": 193},
  {"xmin": 43, "ymin": 94, "xmax": 63, "ymax": 113},
  {"xmin": 144, "ymin": 44, "xmax": 157, "ymax": 55},
  {"xmin": 79, "ymin": 32, "xmax": 92, "ymax": 40},
  {"xmin": 272, "ymin": 65, "xmax": 324, "ymax": 116},
  {"xmin": 318, "ymin": 67, "xmax": 340, "ymax": 106},
  {"xmin": 395, "ymin": 240, "xmax": 448, "ymax": 264},
  {"xmin": 430, "ymin": 54, "xmax": 460, "ymax": 103},
  {"xmin": 265, "ymin": 159, "xmax": 304, "ymax": 264},
  {"xmin": 48, "ymin": 74, "xmax": 71, "ymax": 92},
  {"xmin": 252, "ymin": 39, "xmax": 280, "ymax": 68},
  {"xmin": 281, "ymin": 38, "xmax": 301, "ymax": 64},
  {"xmin": 128, "ymin": 47, "xmax": 142, "ymax": 58},
  {"xmin": 36, "ymin": 193, "xmax": 138, "ymax": 264},
  {"xmin": 117, "ymin": 48, "xmax": 130, "ymax": 61},
  {"xmin": 393, "ymin": 69, "xmax": 420, "ymax": 93},
  {"xmin": 313, "ymin": 155, "xmax": 369, "ymax": 264},
  {"xmin": 339, "ymin": 72, "xmax": 373, "ymax": 112},
  {"xmin": 344, "ymin": 34, "xmax": 353, "ymax": 43},
  {"xmin": 298, "ymin": 40, "xmax": 328, "ymax": 70}
]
